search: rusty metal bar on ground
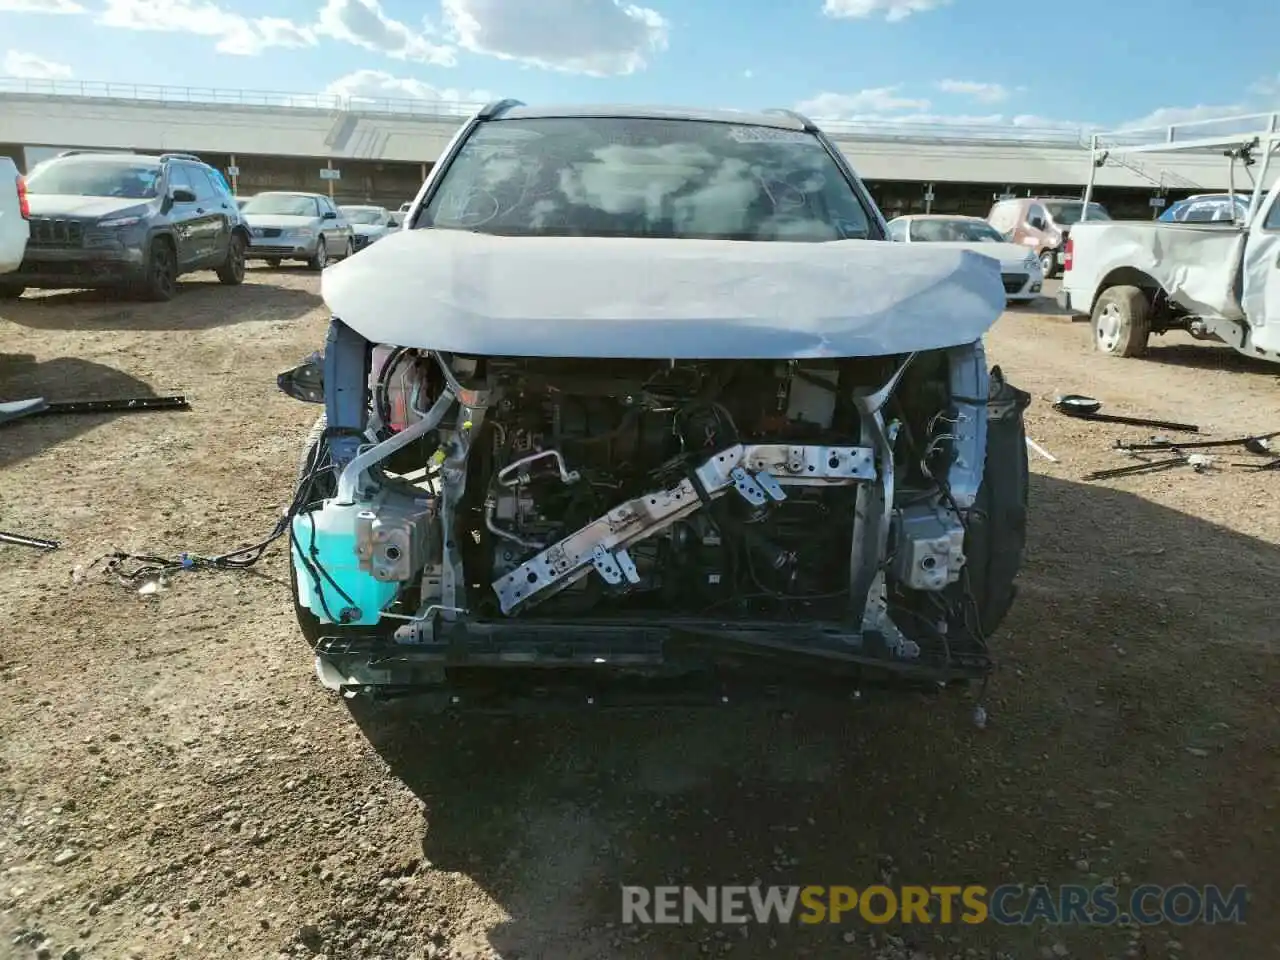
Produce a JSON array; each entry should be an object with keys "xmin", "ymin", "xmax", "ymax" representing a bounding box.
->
[
  {"xmin": 0, "ymin": 531, "xmax": 60, "ymax": 550},
  {"xmin": 0, "ymin": 395, "xmax": 190, "ymax": 425}
]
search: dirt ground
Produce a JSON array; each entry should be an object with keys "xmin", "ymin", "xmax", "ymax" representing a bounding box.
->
[{"xmin": 0, "ymin": 270, "xmax": 1276, "ymax": 960}]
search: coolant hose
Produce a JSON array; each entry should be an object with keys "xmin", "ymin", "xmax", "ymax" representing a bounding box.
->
[{"xmin": 334, "ymin": 388, "xmax": 456, "ymax": 505}]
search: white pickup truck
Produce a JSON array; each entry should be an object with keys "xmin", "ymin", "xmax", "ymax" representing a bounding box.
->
[
  {"xmin": 0, "ymin": 156, "xmax": 31, "ymax": 290},
  {"xmin": 1058, "ymin": 114, "xmax": 1280, "ymax": 363}
]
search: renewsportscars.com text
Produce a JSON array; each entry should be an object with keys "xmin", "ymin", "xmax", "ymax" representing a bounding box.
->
[{"xmin": 621, "ymin": 884, "xmax": 1248, "ymax": 926}]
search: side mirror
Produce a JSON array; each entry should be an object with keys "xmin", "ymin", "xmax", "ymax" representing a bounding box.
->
[
  {"xmin": 277, "ymin": 353, "xmax": 324, "ymax": 404},
  {"xmin": 387, "ymin": 218, "xmax": 401, "ymax": 228},
  {"xmin": 322, "ymin": 210, "xmax": 337, "ymax": 220},
  {"xmin": 172, "ymin": 188, "xmax": 197, "ymax": 204}
]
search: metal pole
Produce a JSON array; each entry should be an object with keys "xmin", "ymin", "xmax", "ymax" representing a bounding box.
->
[
  {"xmin": 924, "ymin": 181, "xmax": 933, "ymax": 214},
  {"xmin": 327, "ymin": 158, "xmax": 335, "ymax": 200},
  {"xmin": 229, "ymin": 152, "xmax": 237, "ymax": 195},
  {"xmin": 1080, "ymin": 134, "xmax": 1099, "ymax": 221}
]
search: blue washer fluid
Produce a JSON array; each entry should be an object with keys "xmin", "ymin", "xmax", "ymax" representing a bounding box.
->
[{"xmin": 290, "ymin": 501, "xmax": 398, "ymax": 626}]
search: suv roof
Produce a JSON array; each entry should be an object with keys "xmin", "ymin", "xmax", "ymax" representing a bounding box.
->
[{"xmin": 494, "ymin": 102, "xmax": 816, "ymax": 132}]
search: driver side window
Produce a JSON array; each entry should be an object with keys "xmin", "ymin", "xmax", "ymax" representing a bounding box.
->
[
  {"xmin": 167, "ymin": 165, "xmax": 196, "ymax": 199},
  {"xmin": 1027, "ymin": 204, "xmax": 1047, "ymax": 230}
]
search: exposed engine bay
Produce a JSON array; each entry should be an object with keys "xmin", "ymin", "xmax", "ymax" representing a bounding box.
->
[{"xmin": 288, "ymin": 325, "xmax": 1029, "ymax": 697}]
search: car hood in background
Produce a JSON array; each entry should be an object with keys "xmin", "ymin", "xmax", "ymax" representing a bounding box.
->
[
  {"xmin": 25, "ymin": 195, "xmax": 153, "ymax": 219},
  {"xmin": 322, "ymin": 229, "xmax": 1006, "ymax": 359},
  {"xmin": 243, "ymin": 214, "xmax": 319, "ymax": 230},
  {"xmin": 912, "ymin": 241, "xmax": 1036, "ymax": 269}
]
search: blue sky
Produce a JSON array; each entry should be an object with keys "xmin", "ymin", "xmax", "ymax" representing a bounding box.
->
[{"xmin": 1, "ymin": 0, "xmax": 1279, "ymax": 132}]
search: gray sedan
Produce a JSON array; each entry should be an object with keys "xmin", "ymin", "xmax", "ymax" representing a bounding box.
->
[{"xmin": 241, "ymin": 191, "xmax": 354, "ymax": 270}]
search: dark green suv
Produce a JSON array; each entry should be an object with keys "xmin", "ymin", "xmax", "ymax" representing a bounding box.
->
[{"xmin": 0, "ymin": 151, "xmax": 251, "ymax": 302}]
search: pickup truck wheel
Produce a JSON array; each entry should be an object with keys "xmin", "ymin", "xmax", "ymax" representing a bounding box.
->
[
  {"xmin": 1092, "ymin": 285, "xmax": 1151, "ymax": 358},
  {"xmin": 216, "ymin": 233, "xmax": 247, "ymax": 285},
  {"xmin": 0, "ymin": 283, "xmax": 24, "ymax": 300},
  {"xmin": 1039, "ymin": 250, "xmax": 1056, "ymax": 278},
  {"xmin": 139, "ymin": 238, "xmax": 178, "ymax": 302}
]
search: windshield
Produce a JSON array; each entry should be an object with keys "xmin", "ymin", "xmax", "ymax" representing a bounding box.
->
[
  {"xmin": 26, "ymin": 158, "xmax": 161, "ymax": 199},
  {"xmin": 242, "ymin": 194, "xmax": 317, "ymax": 217},
  {"xmin": 1044, "ymin": 201, "xmax": 1110, "ymax": 225},
  {"xmin": 341, "ymin": 207, "xmax": 387, "ymax": 225},
  {"xmin": 420, "ymin": 116, "xmax": 877, "ymax": 241},
  {"xmin": 909, "ymin": 219, "xmax": 1006, "ymax": 243}
]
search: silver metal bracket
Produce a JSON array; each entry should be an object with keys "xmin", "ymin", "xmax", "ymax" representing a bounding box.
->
[{"xmin": 492, "ymin": 442, "xmax": 875, "ymax": 615}]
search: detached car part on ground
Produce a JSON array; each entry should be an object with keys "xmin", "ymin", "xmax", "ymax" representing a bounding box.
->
[
  {"xmin": 283, "ymin": 104, "xmax": 1031, "ymax": 705},
  {"xmin": 0, "ymin": 151, "xmax": 249, "ymax": 301}
]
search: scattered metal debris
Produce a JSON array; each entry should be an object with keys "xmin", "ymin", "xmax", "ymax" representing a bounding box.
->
[
  {"xmin": 1117, "ymin": 430, "xmax": 1280, "ymax": 453},
  {"xmin": 0, "ymin": 531, "xmax": 60, "ymax": 550},
  {"xmin": 1054, "ymin": 394, "xmax": 1199, "ymax": 433},
  {"xmin": 1084, "ymin": 456, "xmax": 1191, "ymax": 481},
  {"xmin": 0, "ymin": 394, "xmax": 189, "ymax": 427},
  {"xmin": 1025, "ymin": 437, "xmax": 1058, "ymax": 462}
]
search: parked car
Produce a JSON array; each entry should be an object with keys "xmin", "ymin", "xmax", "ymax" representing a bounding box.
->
[
  {"xmin": 887, "ymin": 214, "xmax": 1044, "ymax": 302},
  {"xmin": 0, "ymin": 150, "xmax": 249, "ymax": 301},
  {"xmin": 987, "ymin": 196, "xmax": 1111, "ymax": 279},
  {"xmin": 1158, "ymin": 193, "xmax": 1251, "ymax": 223},
  {"xmin": 0, "ymin": 157, "xmax": 31, "ymax": 292},
  {"xmin": 338, "ymin": 204, "xmax": 395, "ymax": 252},
  {"xmin": 236, "ymin": 196, "xmax": 251, "ymax": 210},
  {"xmin": 241, "ymin": 191, "xmax": 355, "ymax": 270},
  {"xmin": 276, "ymin": 101, "xmax": 1030, "ymax": 706}
]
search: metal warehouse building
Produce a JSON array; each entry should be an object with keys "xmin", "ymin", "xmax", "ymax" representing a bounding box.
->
[{"xmin": 1, "ymin": 79, "xmax": 1273, "ymax": 220}]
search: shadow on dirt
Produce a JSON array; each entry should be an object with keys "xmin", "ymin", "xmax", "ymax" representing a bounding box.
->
[
  {"xmin": 1139, "ymin": 341, "xmax": 1280, "ymax": 376},
  {"xmin": 0, "ymin": 353, "xmax": 175, "ymax": 469},
  {"xmin": 346, "ymin": 473, "xmax": 1279, "ymax": 960},
  {"xmin": 0, "ymin": 277, "xmax": 320, "ymax": 332}
]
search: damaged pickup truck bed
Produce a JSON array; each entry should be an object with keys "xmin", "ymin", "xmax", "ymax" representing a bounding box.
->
[{"xmin": 281, "ymin": 103, "xmax": 1030, "ymax": 706}]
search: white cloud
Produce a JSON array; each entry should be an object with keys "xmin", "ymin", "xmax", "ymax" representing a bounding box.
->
[
  {"xmin": 796, "ymin": 87, "xmax": 931, "ymax": 117},
  {"xmin": 316, "ymin": 0, "xmax": 455, "ymax": 65},
  {"xmin": 441, "ymin": 0, "xmax": 669, "ymax": 76},
  {"xmin": 97, "ymin": 0, "xmax": 316, "ymax": 55},
  {"xmin": 0, "ymin": 0, "xmax": 84, "ymax": 12},
  {"xmin": 937, "ymin": 79, "xmax": 1008, "ymax": 104},
  {"xmin": 1249, "ymin": 74, "xmax": 1279, "ymax": 102},
  {"xmin": 2, "ymin": 50, "xmax": 73, "ymax": 79},
  {"xmin": 322, "ymin": 69, "xmax": 491, "ymax": 106},
  {"xmin": 743, "ymin": 69, "xmax": 753, "ymax": 79},
  {"xmin": 1117, "ymin": 104, "xmax": 1247, "ymax": 130},
  {"xmin": 822, "ymin": 0, "xmax": 947, "ymax": 22}
]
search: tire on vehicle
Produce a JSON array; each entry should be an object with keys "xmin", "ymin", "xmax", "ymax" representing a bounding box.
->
[
  {"xmin": 1092, "ymin": 284, "xmax": 1151, "ymax": 358},
  {"xmin": 958, "ymin": 365, "xmax": 1031, "ymax": 642},
  {"xmin": 1039, "ymin": 250, "xmax": 1057, "ymax": 279},
  {"xmin": 217, "ymin": 232, "xmax": 248, "ymax": 285},
  {"xmin": 307, "ymin": 239, "xmax": 328, "ymax": 272},
  {"xmin": 290, "ymin": 413, "xmax": 332, "ymax": 650},
  {"xmin": 139, "ymin": 236, "xmax": 178, "ymax": 302}
]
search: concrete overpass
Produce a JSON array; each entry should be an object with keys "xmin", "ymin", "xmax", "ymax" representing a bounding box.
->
[{"xmin": 1, "ymin": 79, "xmax": 1271, "ymax": 217}]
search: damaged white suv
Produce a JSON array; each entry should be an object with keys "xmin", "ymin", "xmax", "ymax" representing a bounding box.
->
[{"xmin": 280, "ymin": 102, "xmax": 1030, "ymax": 705}]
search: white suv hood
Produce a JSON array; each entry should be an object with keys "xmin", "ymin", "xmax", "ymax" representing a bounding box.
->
[{"xmin": 321, "ymin": 229, "xmax": 1006, "ymax": 359}]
